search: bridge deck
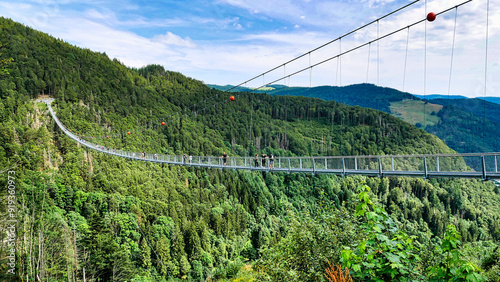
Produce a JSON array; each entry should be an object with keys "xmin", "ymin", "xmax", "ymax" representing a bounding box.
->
[{"xmin": 40, "ymin": 98, "xmax": 500, "ymax": 180}]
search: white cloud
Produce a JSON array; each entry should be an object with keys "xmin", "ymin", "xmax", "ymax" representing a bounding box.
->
[{"xmin": 152, "ymin": 32, "xmax": 196, "ymax": 47}]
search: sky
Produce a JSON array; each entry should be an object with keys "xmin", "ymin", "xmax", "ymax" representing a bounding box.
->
[{"xmin": 0, "ymin": 0, "xmax": 499, "ymax": 97}]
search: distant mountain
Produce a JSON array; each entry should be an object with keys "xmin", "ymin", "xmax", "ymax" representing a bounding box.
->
[
  {"xmin": 479, "ymin": 96, "xmax": 500, "ymax": 105},
  {"xmin": 206, "ymin": 84, "xmax": 251, "ymax": 92},
  {"xmin": 430, "ymin": 98, "xmax": 500, "ymax": 125},
  {"xmin": 414, "ymin": 94, "xmax": 500, "ymax": 105},
  {"xmin": 414, "ymin": 94, "xmax": 468, "ymax": 100},
  {"xmin": 209, "ymin": 83, "xmax": 500, "ymax": 153}
]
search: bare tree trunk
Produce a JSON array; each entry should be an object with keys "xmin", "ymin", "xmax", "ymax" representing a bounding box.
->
[
  {"xmin": 67, "ymin": 244, "xmax": 71, "ymax": 282},
  {"xmin": 22, "ymin": 198, "xmax": 28, "ymax": 281},
  {"xmin": 37, "ymin": 192, "xmax": 46, "ymax": 280},
  {"xmin": 37, "ymin": 230, "xmax": 43, "ymax": 281},
  {"xmin": 29, "ymin": 189, "xmax": 36, "ymax": 281},
  {"xmin": 73, "ymin": 225, "xmax": 78, "ymax": 282}
]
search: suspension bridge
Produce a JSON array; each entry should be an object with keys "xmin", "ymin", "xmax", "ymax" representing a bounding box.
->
[
  {"xmin": 39, "ymin": 0, "xmax": 499, "ymax": 180},
  {"xmin": 40, "ymin": 98, "xmax": 500, "ymax": 180}
]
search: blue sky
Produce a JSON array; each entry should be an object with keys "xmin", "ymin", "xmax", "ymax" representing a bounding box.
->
[{"xmin": 1, "ymin": 0, "xmax": 499, "ymax": 97}]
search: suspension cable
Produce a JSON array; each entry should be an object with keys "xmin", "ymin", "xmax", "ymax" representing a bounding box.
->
[
  {"xmin": 403, "ymin": 27, "xmax": 410, "ymax": 92},
  {"xmin": 377, "ymin": 19, "xmax": 380, "ymax": 85},
  {"xmin": 448, "ymin": 7, "xmax": 458, "ymax": 96},
  {"xmin": 424, "ymin": 0, "xmax": 427, "ymax": 129},
  {"xmin": 339, "ymin": 38, "xmax": 342, "ymax": 86},
  {"xmin": 309, "ymin": 52, "xmax": 312, "ymax": 87},
  {"xmin": 483, "ymin": 0, "xmax": 490, "ymax": 151},
  {"xmin": 366, "ymin": 42, "xmax": 371, "ymax": 83}
]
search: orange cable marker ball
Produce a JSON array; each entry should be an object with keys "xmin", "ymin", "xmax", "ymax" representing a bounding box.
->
[
  {"xmin": 427, "ymin": 12, "xmax": 436, "ymax": 22},
  {"xmin": 106, "ymin": 136, "xmax": 109, "ymax": 138},
  {"xmin": 82, "ymin": 135, "xmax": 85, "ymax": 137},
  {"xmin": 127, "ymin": 132, "xmax": 131, "ymax": 135},
  {"xmin": 230, "ymin": 96, "xmax": 235, "ymax": 101}
]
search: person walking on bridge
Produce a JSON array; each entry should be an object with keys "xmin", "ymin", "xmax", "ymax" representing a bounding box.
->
[
  {"xmin": 261, "ymin": 154, "xmax": 267, "ymax": 167},
  {"xmin": 269, "ymin": 153, "xmax": 275, "ymax": 169},
  {"xmin": 222, "ymin": 152, "xmax": 228, "ymax": 166},
  {"xmin": 254, "ymin": 154, "xmax": 259, "ymax": 167}
]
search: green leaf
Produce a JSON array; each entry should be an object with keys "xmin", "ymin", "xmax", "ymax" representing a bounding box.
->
[
  {"xmin": 386, "ymin": 253, "xmax": 401, "ymax": 264},
  {"xmin": 366, "ymin": 211, "xmax": 378, "ymax": 221}
]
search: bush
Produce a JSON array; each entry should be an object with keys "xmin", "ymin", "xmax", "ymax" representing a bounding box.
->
[{"xmin": 428, "ymin": 225, "xmax": 487, "ymax": 281}]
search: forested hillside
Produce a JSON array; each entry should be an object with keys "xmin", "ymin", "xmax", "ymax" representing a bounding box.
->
[
  {"xmin": 208, "ymin": 83, "xmax": 416, "ymax": 113},
  {"xmin": 426, "ymin": 105, "xmax": 500, "ymax": 153},
  {"xmin": 1, "ymin": 17, "xmax": 500, "ymax": 281},
  {"xmin": 210, "ymin": 83, "xmax": 500, "ymax": 154},
  {"xmin": 430, "ymin": 98, "xmax": 500, "ymax": 125}
]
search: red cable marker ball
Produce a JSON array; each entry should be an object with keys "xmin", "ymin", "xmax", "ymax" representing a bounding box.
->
[
  {"xmin": 230, "ymin": 96, "xmax": 235, "ymax": 101},
  {"xmin": 106, "ymin": 136, "xmax": 109, "ymax": 138},
  {"xmin": 127, "ymin": 132, "xmax": 131, "ymax": 135},
  {"xmin": 162, "ymin": 122, "xmax": 165, "ymax": 125},
  {"xmin": 427, "ymin": 12, "xmax": 436, "ymax": 22}
]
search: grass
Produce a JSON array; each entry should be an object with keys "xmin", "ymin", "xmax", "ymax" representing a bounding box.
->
[
  {"xmin": 255, "ymin": 86, "xmax": 275, "ymax": 91},
  {"xmin": 389, "ymin": 99, "xmax": 442, "ymax": 128}
]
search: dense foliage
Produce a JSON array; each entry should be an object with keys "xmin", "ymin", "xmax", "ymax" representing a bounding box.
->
[
  {"xmin": 255, "ymin": 183, "xmax": 496, "ymax": 281},
  {"xmin": 1, "ymin": 17, "xmax": 500, "ymax": 281}
]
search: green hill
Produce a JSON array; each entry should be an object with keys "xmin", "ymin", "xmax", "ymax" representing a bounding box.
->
[
  {"xmin": 389, "ymin": 99, "xmax": 443, "ymax": 128},
  {"xmin": 480, "ymin": 96, "xmax": 500, "ymax": 105},
  {"xmin": 430, "ymin": 98, "xmax": 500, "ymax": 125},
  {"xmin": 211, "ymin": 84, "xmax": 500, "ymax": 154},
  {"xmin": 1, "ymin": 17, "xmax": 500, "ymax": 281},
  {"xmin": 415, "ymin": 94, "xmax": 500, "ymax": 106},
  {"xmin": 210, "ymin": 83, "xmax": 416, "ymax": 113}
]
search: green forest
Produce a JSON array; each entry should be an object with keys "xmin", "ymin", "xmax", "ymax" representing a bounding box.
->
[{"xmin": 1, "ymin": 17, "xmax": 500, "ymax": 281}]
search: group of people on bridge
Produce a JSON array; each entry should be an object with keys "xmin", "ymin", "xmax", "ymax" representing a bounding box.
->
[
  {"xmin": 178, "ymin": 152, "xmax": 276, "ymax": 169},
  {"xmin": 254, "ymin": 153, "xmax": 275, "ymax": 169},
  {"xmin": 219, "ymin": 152, "xmax": 276, "ymax": 169},
  {"xmin": 183, "ymin": 154, "xmax": 193, "ymax": 164},
  {"xmin": 179, "ymin": 152, "xmax": 276, "ymax": 169}
]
